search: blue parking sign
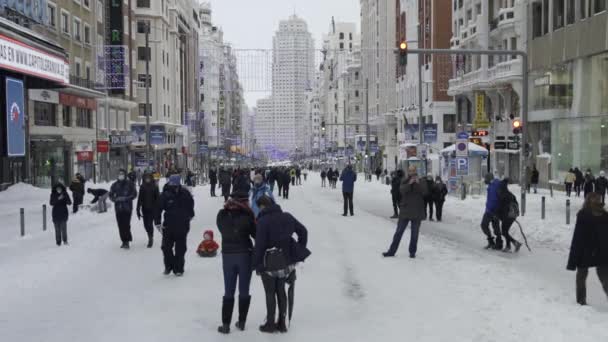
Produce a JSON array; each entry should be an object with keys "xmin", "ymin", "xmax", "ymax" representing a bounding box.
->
[
  {"xmin": 456, "ymin": 157, "xmax": 469, "ymax": 176},
  {"xmin": 6, "ymin": 78, "xmax": 25, "ymax": 157}
]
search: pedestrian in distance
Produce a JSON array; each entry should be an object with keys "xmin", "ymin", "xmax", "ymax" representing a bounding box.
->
[
  {"xmin": 109, "ymin": 169, "xmax": 138, "ymax": 249},
  {"xmin": 565, "ymin": 168, "xmax": 576, "ymax": 198},
  {"xmin": 136, "ymin": 168, "xmax": 143, "ymax": 187},
  {"xmin": 390, "ymin": 170, "xmax": 404, "ymax": 219},
  {"xmin": 216, "ymin": 191, "xmax": 257, "ymax": 334},
  {"xmin": 290, "ymin": 168, "xmax": 296, "ymax": 186},
  {"xmin": 253, "ymin": 195, "xmax": 311, "ymax": 333},
  {"xmin": 531, "ymin": 166, "xmax": 540, "ymax": 194},
  {"xmin": 595, "ymin": 171, "xmax": 608, "ymax": 204},
  {"xmin": 155, "ymin": 175, "xmax": 195, "ymax": 277},
  {"xmin": 209, "ymin": 167, "xmax": 218, "ymax": 197},
  {"xmin": 267, "ymin": 168, "xmax": 277, "ymax": 193},
  {"xmin": 480, "ymin": 174, "xmax": 503, "ymax": 250},
  {"xmin": 383, "ymin": 166, "xmax": 428, "ymax": 258},
  {"xmin": 340, "ymin": 165, "xmax": 357, "ymax": 217},
  {"xmin": 87, "ymin": 188, "xmax": 109, "ymax": 213},
  {"xmin": 251, "ymin": 174, "xmax": 275, "ymax": 218},
  {"xmin": 327, "ymin": 168, "xmax": 334, "ymax": 188},
  {"xmin": 496, "ymin": 178, "xmax": 522, "ymax": 253},
  {"xmin": 296, "ymin": 168, "xmax": 302, "ymax": 185},
  {"xmin": 69, "ymin": 175, "xmax": 85, "ymax": 214},
  {"xmin": 277, "ymin": 169, "xmax": 284, "ymax": 197},
  {"xmin": 423, "ymin": 174, "xmax": 435, "ymax": 221},
  {"xmin": 282, "ymin": 169, "xmax": 291, "ymax": 200},
  {"xmin": 525, "ymin": 166, "xmax": 532, "ymax": 194},
  {"xmin": 50, "ymin": 183, "xmax": 72, "ymax": 246},
  {"xmin": 136, "ymin": 173, "xmax": 160, "ymax": 248},
  {"xmin": 433, "ymin": 176, "xmax": 448, "ymax": 222},
  {"xmin": 584, "ymin": 169, "xmax": 595, "ymax": 198},
  {"xmin": 574, "ymin": 167, "xmax": 584, "ymax": 197},
  {"xmin": 375, "ymin": 167, "xmax": 382, "ymax": 181},
  {"xmin": 219, "ymin": 167, "xmax": 232, "ymax": 202},
  {"xmin": 321, "ymin": 169, "xmax": 327, "ymax": 187},
  {"xmin": 567, "ymin": 192, "xmax": 608, "ymax": 305},
  {"xmin": 233, "ymin": 169, "xmax": 251, "ymax": 194},
  {"xmin": 302, "ymin": 168, "xmax": 308, "ymax": 182}
]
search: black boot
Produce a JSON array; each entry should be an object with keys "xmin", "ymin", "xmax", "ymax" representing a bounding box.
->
[
  {"xmin": 276, "ymin": 315, "xmax": 288, "ymax": 333},
  {"xmin": 259, "ymin": 321, "xmax": 277, "ymax": 333},
  {"xmin": 218, "ymin": 297, "xmax": 235, "ymax": 334},
  {"xmin": 147, "ymin": 235, "xmax": 153, "ymax": 248},
  {"xmin": 493, "ymin": 238, "xmax": 503, "ymax": 251},
  {"xmin": 235, "ymin": 296, "xmax": 251, "ymax": 331},
  {"xmin": 484, "ymin": 237, "xmax": 495, "ymax": 250}
]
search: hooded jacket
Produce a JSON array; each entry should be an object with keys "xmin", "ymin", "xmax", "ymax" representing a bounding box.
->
[
  {"xmin": 250, "ymin": 182, "xmax": 274, "ymax": 217},
  {"xmin": 197, "ymin": 230, "xmax": 220, "ymax": 253},
  {"xmin": 50, "ymin": 184, "xmax": 72, "ymax": 223},
  {"xmin": 399, "ymin": 176, "xmax": 429, "ymax": 220},
  {"xmin": 340, "ymin": 167, "xmax": 357, "ymax": 193},
  {"xmin": 217, "ymin": 199, "xmax": 256, "ymax": 254},
  {"xmin": 137, "ymin": 179, "xmax": 160, "ymax": 213},
  {"xmin": 156, "ymin": 185, "xmax": 195, "ymax": 232}
]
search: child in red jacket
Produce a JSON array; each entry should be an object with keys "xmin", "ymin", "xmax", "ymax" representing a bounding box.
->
[{"xmin": 197, "ymin": 230, "xmax": 219, "ymax": 257}]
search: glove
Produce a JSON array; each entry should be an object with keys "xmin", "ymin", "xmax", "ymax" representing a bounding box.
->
[
  {"xmin": 155, "ymin": 224, "xmax": 163, "ymax": 233},
  {"xmin": 137, "ymin": 211, "xmax": 142, "ymax": 220}
]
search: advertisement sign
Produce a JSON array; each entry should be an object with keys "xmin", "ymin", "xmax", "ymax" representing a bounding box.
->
[
  {"xmin": 76, "ymin": 151, "xmax": 93, "ymax": 162},
  {"xmin": 101, "ymin": 45, "xmax": 128, "ymax": 90},
  {"xmin": 198, "ymin": 141, "xmax": 209, "ymax": 154},
  {"xmin": 5, "ymin": 77, "xmax": 25, "ymax": 156},
  {"xmin": 131, "ymin": 124, "xmax": 146, "ymax": 143},
  {"xmin": 474, "ymin": 92, "xmax": 490, "ymax": 129},
  {"xmin": 150, "ymin": 125, "xmax": 166, "ymax": 145},
  {"xmin": 404, "ymin": 124, "xmax": 438, "ymax": 143},
  {"xmin": 110, "ymin": 134, "xmax": 130, "ymax": 146},
  {"xmin": 75, "ymin": 142, "xmax": 93, "ymax": 152},
  {"xmin": 0, "ymin": 34, "xmax": 69, "ymax": 83},
  {"xmin": 59, "ymin": 93, "xmax": 96, "ymax": 110},
  {"xmin": 97, "ymin": 140, "xmax": 109, "ymax": 153},
  {"xmin": 28, "ymin": 89, "xmax": 59, "ymax": 103}
]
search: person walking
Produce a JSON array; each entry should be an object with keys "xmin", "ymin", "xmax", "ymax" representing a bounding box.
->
[
  {"xmin": 567, "ymin": 192, "xmax": 608, "ymax": 305},
  {"xmin": 423, "ymin": 174, "xmax": 435, "ymax": 221},
  {"xmin": 289, "ymin": 168, "xmax": 296, "ymax": 186},
  {"xmin": 302, "ymin": 168, "xmax": 308, "ymax": 182},
  {"xmin": 321, "ymin": 169, "xmax": 327, "ymax": 187},
  {"xmin": 282, "ymin": 169, "xmax": 291, "ymax": 200},
  {"xmin": 69, "ymin": 176, "xmax": 84, "ymax": 214},
  {"xmin": 217, "ymin": 191, "xmax": 257, "ymax": 334},
  {"xmin": 209, "ymin": 167, "xmax": 218, "ymax": 197},
  {"xmin": 267, "ymin": 168, "xmax": 277, "ymax": 193},
  {"xmin": 155, "ymin": 175, "xmax": 195, "ymax": 276},
  {"xmin": 253, "ymin": 196, "xmax": 311, "ymax": 333},
  {"xmin": 595, "ymin": 171, "xmax": 608, "ymax": 204},
  {"xmin": 295, "ymin": 168, "xmax": 302, "ymax": 185},
  {"xmin": 340, "ymin": 165, "xmax": 357, "ymax": 217},
  {"xmin": 433, "ymin": 176, "xmax": 448, "ymax": 222},
  {"xmin": 277, "ymin": 169, "xmax": 284, "ymax": 197},
  {"xmin": 219, "ymin": 167, "xmax": 232, "ymax": 202},
  {"xmin": 251, "ymin": 174, "xmax": 275, "ymax": 218},
  {"xmin": 375, "ymin": 167, "xmax": 382, "ymax": 181},
  {"xmin": 565, "ymin": 168, "xmax": 576, "ymax": 197},
  {"xmin": 480, "ymin": 174, "xmax": 503, "ymax": 250},
  {"xmin": 109, "ymin": 169, "xmax": 138, "ymax": 249},
  {"xmin": 531, "ymin": 166, "xmax": 540, "ymax": 193},
  {"xmin": 574, "ymin": 167, "xmax": 584, "ymax": 197},
  {"xmin": 136, "ymin": 173, "xmax": 160, "ymax": 248},
  {"xmin": 50, "ymin": 183, "xmax": 71, "ymax": 246},
  {"xmin": 496, "ymin": 178, "xmax": 522, "ymax": 253},
  {"xmin": 382, "ymin": 166, "xmax": 428, "ymax": 258},
  {"xmin": 390, "ymin": 170, "xmax": 404, "ymax": 219},
  {"xmin": 584, "ymin": 169, "xmax": 595, "ymax": 198}
]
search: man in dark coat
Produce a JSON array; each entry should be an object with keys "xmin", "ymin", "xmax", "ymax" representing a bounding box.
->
[
  {"xmin": 390, "ymin": 170, "xmax": 404, "ymax": 218},
  {"xmin": 277, "ymin": 169, "xmax": 284, "ymax": 196},
  {"xmin": 383, "ymin": 166, "xmax": 428, "ymax": 258},
  {"xmin": 320, "ymin": 169, "xmax": 327, "ymax": 187},
  {"xmin": 50, "ymin": 183, "xmax": 72, "ymax": 246},
  {"xmin": 584, "ymin": 170, "xmax": 595, "ymax": 198},
  {"xmin": 295, "ymin": 168, "xmax": 302, "ymax": 185},
  {"xmin": 375, "ymin": 167, "xmax": 382, "ymax": 181},
  {"xmin": 209, "ymin": 167, "xmax": 218, "ymax": 197},
  {"xmin": 423, "ymin": 174, "xmax": 436, "ymax": 220},
  {"xmin": 233, "ymin": 170, "xmax": 252, "ymax": 194},
  {"xmin": 281, "ymin": 169, "xmax": 291, "ymax": 199},
  {"xmin": 109, "ymin": 169, "xmax": 138, "ymax": 249},
  {"xmin": 69, "ymin": 176, "xmax": 85, "ymax": 213},
  {"xmin": 432, "ymin": 176, "xmax": 448, "ymax": 222},
  {"xmin": 574, "ymin": 167, "xmax": 584, "ymax": 197},
  {"xmin": 87, "ymin": 188, "xmax": 109, "ymax": 213},
  {"xmin": 137, "ymin": 173, "xmax": 160, "ymax": 248},
  {"xmin": 339, "ymin": 165, "xmax": 357, "ymax": 216},
  {"xmin": 219, "ymin": 168, "xmax": 232, "ymax": 202},
  {"xmin": 156, "ymin": 175, "xmax": 195, "ymax": 276},
  {"xmin": 595, "ymin": 171, "xmax": 608, "ymax": 204},
  {"xmin": 531, "ymin": 166, "xmax": 540, "ymax": 193}
]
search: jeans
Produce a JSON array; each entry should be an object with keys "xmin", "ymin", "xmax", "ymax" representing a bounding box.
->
[
  {"xmin": 283, "ymin": 186, "xmax": 289, "ymax": 199},
  {"xmin": 532, "ymin": 183, "xmax": 538, "ymax": 193},
  {"xmin": 278, "ymin": 183, "xmax": 283, "ymax": 196},
  {"xmin": 576, "ymin": 266, "xmax": 608, "ymax": 304},
  {"xmin": 297, "ymin": 175, "xmax": 302, "ymax": 185},
  {"xmin": 115, "ymin": 211, "xmax": 133, "ymax": 243},
  {"xmin": 261, "ymin": 272, "xmax": 290, "ymax": 323},
  {"xmin": 386, "ymin": 219, "xmax": 421, "ymax": 256},
  {"xmin": 434, "ymin": 200, "xmax": 444, "ymax": 221},
  {"xmin": 54, "ymin": 221, "xmax": 68, "ymax": 245},
  {"xmin": 321, "ymin": 178, "xmax": 326, "ymax": 187},
  {"xmin": 96, "ymin": 193, "xmax": 108, "ymax": 213},
  {"xmin": 343, "ymin": 192, "xmax": 354, "ymax": 215},
  {"xmin": 222, "ymin": 253, "xmax": 253, "ymax": 299},
  {"xmin": 161, "ymin": 228, "xmax": 189, "ymax": 273},
  {"xmin": 480, "ymin": 212, "xmax": 501, "ymax": 243}
]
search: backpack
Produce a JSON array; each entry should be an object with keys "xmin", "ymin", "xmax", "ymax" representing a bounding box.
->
[{"xmin": 506, "ymin": 192, "xmax": 520, "ymax": 219}]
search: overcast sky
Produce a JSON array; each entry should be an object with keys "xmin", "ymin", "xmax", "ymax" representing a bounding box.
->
[{"xmin": 206, "ymin": 0, "xmax": 361, "ymax": 107}]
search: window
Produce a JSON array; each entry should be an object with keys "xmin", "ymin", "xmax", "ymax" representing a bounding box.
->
[
  {"xmin": 34, "ymin": 102, "xmax": 57, "ymax": 126},
  {"xmin": 466, "ymin": 9, "xmax": 472, "ymax": 21},
  {"xmin": 61, "ymin": 10, "xmax": 69, "ymax": 34},
  {"xmin": 511, "ymin": 37, "xmax": 517, "ymax": 59},
  {"xmin": 76, "ymin": 108, "xmax": 92, "ymax": 129},
  {"xmin": 476, "ymin": 3, "xmax": 481, "ymax": 15},
  {"xmin": 138, "ymin": 47, "xmax": 151, "ymax": 61},
  {"xmin": 355, "ymin": 90, "xmax": 359, "ymax": 97},
  {"xmin": 339, "ymin": 42, "xmax": 344, "ymax": 50},
  {"xmin": 137, "ymin": 21, "xmax": 150, "ymax": 34},
  {"xmin": 137, "ymin": 0, "xmax": 150, "ymax": 7},
  {"xmin": 139, "ymin": 103, "xmax": 152, "ymax": 116},
  {"xmin": 443, "ymin": 114, "xmax": 456, "ymax": 133},
  {"xmin": 73, "ymin": 17, "xmax": 81, "ymax": 41},
  {"xmin": 355, "ymin": 105, "xmax": 360, "ymax": 112},
  {"xmin": 581, "ymin": 0, "xmax": 588, "ymax": 19},
  {"xmin": 339, "ymin": 32, "xmax": 344, "ymax": 39},
  {"xmin": 137, "ymin": 74, "xmax": 152, "ymax": 88},
  {"xmin": 566, "ymin": 0, "xmax": 575, "ymax": 24},
  {"xmin": 595, "ymin": 0, "xmax": 606, "ymax": 13},
  {"xmin": 75, "ymin": 60, "xmax": 81, "ymax": 77},
  {"xmin": 63, "ymin": 106, "xmax": 71, "ymax": 127},
  {"xmin": 83, "ymin": 0, "xmax": 90, "ymax": 8},
  {"xmin": 553, "ymin": 0, "xmax": 564, "ymax": 29},
  {"xmin": 355, "ymin": 72, "xmax": 359, "ymax": 80},
  {"xmin": 47, "ymin": 3, "xmax": 56, "ymax": 28},
  {"xmin": 84, "ymin": 24, "xmax": 91, "ymax": 44},
  {"xmin": 85, "ymin": 64, "xmax": 91, "ymax": 80},
  {"xmin": 532, "ymin": 2, "xmax": 543, "ymax": 37},
  {"xmin": 96, "ymin": 1, "xmax": 103, "ymax": 22},
  {"xmin": 349, "ymin": 33, "xmax": 353, "ymax": 40},
  {"xmin": 543, "ymin": 0, "xmax": 549, "ymax": 33}
]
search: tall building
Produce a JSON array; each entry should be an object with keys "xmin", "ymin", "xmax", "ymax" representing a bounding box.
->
[
  {"xmin": 360, "ymin": 0, "xmax": 398, "ymax": 170},
  {"xmin": 448, "ymin": 0, "xmax": 528, "ymax": 181},
  {"xmin": 254, "ymin": 15, "xmax": 315, "ymax": 156}
]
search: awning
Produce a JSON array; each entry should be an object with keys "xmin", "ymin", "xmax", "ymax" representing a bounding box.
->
[{"xmin": 440, "ymin": 142, "xmax": 489, "ymax": 156}]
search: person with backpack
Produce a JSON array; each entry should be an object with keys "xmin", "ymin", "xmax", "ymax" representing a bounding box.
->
[
  {"xmin": 50, "ymin": 183, "xmax": 72, "ymax": 246},
  {"xmin": 567, "ymin": 192, "xmax": 608, "ymax": 305},
  {"xmin": 433, "ymin": 176, "xmax": 448, "ymax": 222},
  {"xmin": 496, "ymin": 179, "xmax": 522, "ymax": 253}
]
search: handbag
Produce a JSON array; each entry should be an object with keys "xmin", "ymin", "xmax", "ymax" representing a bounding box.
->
[{"xmin": 264, "ymin": 247, "xmax": 289, "ymax": 272}]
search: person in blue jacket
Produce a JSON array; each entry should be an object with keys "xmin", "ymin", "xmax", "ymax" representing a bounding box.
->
[
  {"xmin": 481, "ymin": 174, "xmax": 503, "ymax": 250},
  {"xmin": 250, "ymin": 174, "xmax": 274, "ymax": 217},
  {"xmin": 339, "ymin": 165, "xmax": 357, "ymax": 216}
]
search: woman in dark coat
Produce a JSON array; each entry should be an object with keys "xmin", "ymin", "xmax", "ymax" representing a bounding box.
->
[
  {"xmin": 567, "ymin": 192, "xmax": 608, "ymax": 305},
  {"xmin": 432, "ymin": 176, "xmax": 448, "ymax": 222},
  {"xmin": 50, "ymin": 183, "xmax": 72, "ymax": 246},
  {"xmin": 216, "ymin": 191, "xmax": 257, "ymax": 334},
  {"xmin": 136, "ymin": 173, "xmax": 160, "ymax": 248},
  {"xmin": 253, "ymin": 196, "xmax": 310, "ymax": 333}
]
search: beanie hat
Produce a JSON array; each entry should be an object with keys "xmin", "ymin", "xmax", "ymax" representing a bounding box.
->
[
  {"xmin": 203, "ymin": 230, "xmax": 214, "ymax": 240},
  {"xmin": 168, "ymin": 174, "xmax": 181, "ymax": 186}
]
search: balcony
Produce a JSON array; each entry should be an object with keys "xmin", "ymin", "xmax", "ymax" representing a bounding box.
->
[
  {"xmin": 490, "ymin": 8, "xmax": 516, "ymax": 35},
  {"xmin": 486, "ymin": 58, "xmax": 522, "ymax": 85},
  {"xmin": 70, "ymin": 75, "xmax": 102, "ymax": 90},
  {"xmin": 447, "ymin": 68, "xmax": 488, "ymax": 95}
]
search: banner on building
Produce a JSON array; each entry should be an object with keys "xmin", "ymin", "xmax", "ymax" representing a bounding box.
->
[
  {"xmin": 404, "ymin": 124, "xmax": 438, "ymax": 144},
  {"xmin": 5, "ymin": 77, "xmax": 25, "ymax": 156},
  {"xmin": 131, "ymin": 124, "xmax": 146, "ymax": 144},
  {"xmin": 97, "ymin": 140, "xmax": 109, "ymax": 153},
  {"xmin": 150, "ymin": 125, "xmax": 166, "ymax": 145},
  {"xmin": 76, "ymin": 151, "xmax": 93, "ymax": 162},
  {"xmin": 474, "ymin": 92, "xmax": 490, "ymax": 129}
]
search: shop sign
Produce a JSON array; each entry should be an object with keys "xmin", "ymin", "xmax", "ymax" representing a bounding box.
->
[
  {"xmin": 59, "ymin": 93, "xmax": 96, "ymax": 110},
  {"xmin": 97, "ymin": 140, "xmax": 109, "ymax": 153},
  {"xmin": 110, "ymin": 134, "xmax": 130, "ymax": 146},
  {"xmin": 0, "ymin": 34, "xmax": 69, "ymax": 84},
  {"xmin": 76, "ymin": 151, "xmax": 93, "ymax": 161},
  {"xmin": 75, "ymin": 142, "xmax": 93, "ymax": 152},
  {"xmin": 404, "ymin": 124, "xmax": 438, "ymax": 143},
  {"xmin": 28, "ymin": 89, "xmax": 59, "ymax": 103},
  {"xmin": 150, "ymin": 125, "xmax": 166, "ymax": 145},
  {"xmin": 5, "ymin": 77, "xmax": 25, "ymax": 156},
  {"xmin": 473, "ymin": 92, "xmax": 490, "ymax": 129}
]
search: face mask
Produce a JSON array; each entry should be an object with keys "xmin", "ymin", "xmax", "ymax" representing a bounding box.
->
[
  {"xmin": 118, "ymin": 175, "xmax": 125, "ymax": 181},
  {"xmin": 55, "ymin": 188, "xmax": 62, "ymax": 194}
]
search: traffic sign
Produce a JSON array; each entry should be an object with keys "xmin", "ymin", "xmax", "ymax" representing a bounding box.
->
[
  {"xmin": 456, "ymin": 140, "xmax": 468, "ymax": 157},
  {"xmin": 507, "ymin": 142, "xmax": 520, "ymax": 150},
  {"xmin": 457, "ymin": 132, "xmax": 469, "ymax": 140},
  {"xmin": 456, "ymin": 157, "xmax": 469, "ymax": 176},
  {"xmin": 494, "ymin": 141, "xmax": 507, "ymax": 149}
]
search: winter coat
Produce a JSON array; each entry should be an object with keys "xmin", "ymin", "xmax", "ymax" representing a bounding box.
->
[
  {"xmin": 50, "ymin": 185, "xmax": 72, "ymax": 223},
  {"xmin": 339, "ymin": 168, "xmax": 357, "ymax": 193},
  {"xmin": 485, "ymin": 179, "xmax": 501, "ymax": 214},
  {"xmin": 89, "ymin": 188, "xmax": 108, "ymax": 204},
  {"xmin": 531, "ymin": 169, "xmax": 539, "ymax": 184},
  {"xmin": 109, "ymin": 179, "xmax": 138, "ymax": 213},
  {"xmin": 233, "ymin": 173, "xmax": 251, "ymax": 193},
  {"xmin": 250, "ymin": 183, "xmax": 275, "ymax": 217},
  {"xmin": 496, "ymin": 182, "xmax": 516, "ymax": 221},
  {"xmin": 127, "ymin": 171, "xmax": 137, "ymax": 183},
  {"xmin": 217, "ymin": 200, "xmax": 257, "ymax": 254},
  {"xmin": 253, "ymin": 204, "xmax": 311, "ymax": 272},
  {"xmin": 398, "ymin": 176, "xmax": 429, "ymax": 220},
  {"xmin": 282, "ymin": 172, "xmax": 291, "ymax": 188},
  {"xmin": 69, "ymin": 180, "xmax": 85, "ymax": 205},
  {"xmin": 584, "ymin": 175, "xmax": 595, "ymax": 195},
  {"xmin": 390, "ymin": 173, "xmax": 403, "ymax": 195},
  {"xmin": 296, "ymin": 169, "xmax": 301, "ymax": 177},
  {"xmin": 574, "ymin": 169, "xmax": 584, "ymax": 185},
  {"xmin": 564, "ymin": 172, "xmax": 576, "ymax": 184},
  {"xmin": 432, "ymin": 182, "xmax": 448, "ymax": 203},
  {"xmin": 567, "ymin": 208, "xmax": 607, "ymax": 270},
  {"xmin": 156, "ymin": 186, "xmax": 195, "ymax": 233},
  {"xmin": 424, "ymin": 178, "xmax": 435, "ymax": 200},
  {"xmin": 321, "ymin": 171, "xmax": 327, "ymax": 179},
  {"xmin": 290, "ymin": 169, "xmax": 296, "ymax": 178},
  {"xmin": 219, "ymin": 170, "xmax": 232, "ymax": 186},
  {"xmin": 137, "ymin": 181, "xmax": 160, "ymax": 213},
  {"xmin": 209, "ymin": 170, "xmax": 218, "ymax": 184},
  {"xmin": 595, "ymin": 176, "xmax": 608, "ymax": 195},
  {"xmin": 197, "ymin": 230, "xmax": 220, "ymax": 254}
]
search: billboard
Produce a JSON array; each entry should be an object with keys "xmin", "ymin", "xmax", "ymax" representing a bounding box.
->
[
  {"xmin": 131, "ymin": 124, "xmax": 146, "ymax": 144},
  {"xmin": 1, "ymin": 0, "xmax": 46, "ymax": 24},
  {"xmin": 5, "ymin": 77, "xmax": 25, "ymax": 156},
  {"xmin": 404, "ymin": 124, "xmax": 438, "ymax": 144},
  {"xmin": 150, "ymin": 125, "xmax": 166, "ymax": 145}
]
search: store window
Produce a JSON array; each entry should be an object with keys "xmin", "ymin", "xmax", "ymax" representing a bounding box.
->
[
  {"xmin": 531, "ymin": 63, "xmax": 574, "ymax": 110},
  {"xmin": 76, "ymin": 108, "xmax": 92, "ymax": 128},
  {"xmin": 581, "ymin": 52, "xmax": 608, "ymax": 115},
  {"xmin": 595, "ymin": 0, "xmax": 606, "ymax": 14},
  {"xmin": 443, "ymin": 114, "xmax": 456, "ymax": 133},
  {"xmin": 34, "ymin": 102, "xmax": 57, "ymax": 126},
  {"xmin": 63, "ymin": 106, "xmax": 71, "ymax": 127}
]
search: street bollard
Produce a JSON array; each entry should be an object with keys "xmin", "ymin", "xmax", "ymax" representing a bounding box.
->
[
  {"xmin": 460, "ymin": 182, "xmax": 466, "ymax": 200},
  {"xmin": 42, "ymin": 204, "xmax": 47, "ymax": 231},
  {"xmin": 541, "ymin": 196, "xmax": 546, "ymax": 220},
  {"xmin": 549, "ymin": 183, "xmax": 554, "ymax": 198},
  {"xmin": 20, "ymin": 208, "xmax": 25, "ymax": 237},
  {"xmin": 521, "ymin": 192, "xmax": 526, "ymax": 217},
  {"xmin": 566, "ymin": 199, "xmax": 571, "ymax": 225}
]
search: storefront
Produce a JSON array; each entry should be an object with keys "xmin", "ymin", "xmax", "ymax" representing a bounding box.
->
[
  {"xmin": 74, "ymin": 142, "xmax": 94, "ymax": 180},
  {"xmin": 30, "ymin": 137, "xmax": 70, "ymax": 188}
]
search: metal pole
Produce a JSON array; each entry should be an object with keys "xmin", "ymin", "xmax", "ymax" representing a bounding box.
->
[
  {"xmin": 42, "ymin": 204, "xmax": 47, "ymax": 231},
  {"xmin": 566, "ymin": 199, "xmax": 571, "ymax": 225},
  {"xmin": 365, "ymin": 78, "xmax": 370, "ymax": 177},
  {"xmin": 418, "ymin": 25, "xmax": 423, "ymax": 146},
  {"xmin": 521, "ymin": 191, "xmax": 526, "ymax": 217},
  {"xmin": 520, "ymin": 53, "xmax": 529, "ymax": 216},
  {"xmin": 541, "ymin": 196, "xmax": 546, "ymax": 220},
  {"xmin": 145, "ymin": 23, "xmax": 152, "ymax": 172},
  {"xmin": 105, "ymin": 91, "xmax": 110, "ymax": 182},
  {"xmin": 20, "ymin": 208, "xmax": 25, "ymax": 237}
]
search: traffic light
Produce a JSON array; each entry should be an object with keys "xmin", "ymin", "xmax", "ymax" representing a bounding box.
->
[
  {"xmin": 512, "ymin": 118, "xmax": 522, "ymax": 135},
  {"xmin": 321, "ymin": 121, "xmax": 326, "ymax": 131},
  {"xmin": 399, "ymin": 41, "xmax": 408, "ymax": 66}
]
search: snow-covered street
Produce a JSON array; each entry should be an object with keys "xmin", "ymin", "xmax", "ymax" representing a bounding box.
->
[{"xmin": 1, "ymin": 175, "xmax": 608, "ymax": 342}]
